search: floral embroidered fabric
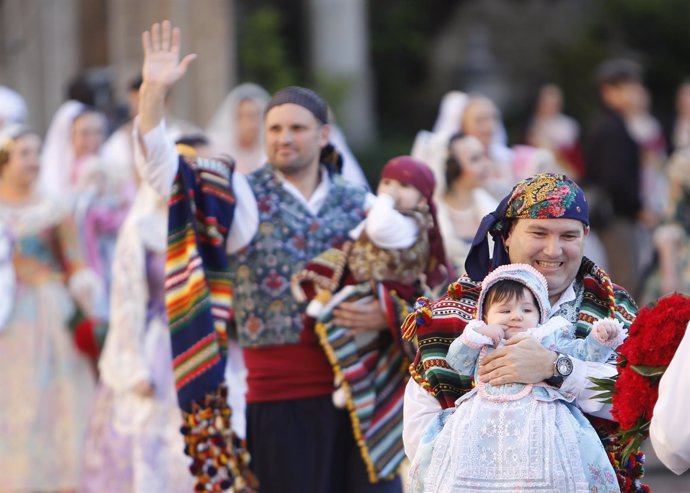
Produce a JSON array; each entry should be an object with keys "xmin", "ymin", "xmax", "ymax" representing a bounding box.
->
[{"xmin": 229, "ymin": 167, "xmax": 367, "ymax": 347}]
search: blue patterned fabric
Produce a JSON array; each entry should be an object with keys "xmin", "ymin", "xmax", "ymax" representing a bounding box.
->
[{"xmin": 228, "ymin": 167, "xmax": 367, "ymax": 347}]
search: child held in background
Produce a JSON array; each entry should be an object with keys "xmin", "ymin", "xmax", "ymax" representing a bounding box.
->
[
  {"xmin": 290, "ymin": 156, "xmax": 450, "ymax": 478},
  {"xmin": 293, "ymin": 155, "xmax": 449, "ymax": 372},
  {"xmin": 409, "ymin": 263, "xmax": 624, "ymax": 493},
  {"xmin": 294, "ymin": 155, "xmax": 449, "ymax": 311}
]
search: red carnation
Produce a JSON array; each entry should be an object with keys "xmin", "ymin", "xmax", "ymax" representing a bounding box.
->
[
  {"xmin": 612, "ymin": 370, "xmax": 657, "ymax": 430},
  {"xmin": 619, "ymin": 293, "xmax": 690, "ymax": 366}
]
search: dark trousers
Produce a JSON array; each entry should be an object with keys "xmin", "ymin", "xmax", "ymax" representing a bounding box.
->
[{"xmin": 247, "ymin": 395, "xmax": 403, "ymax": 493}]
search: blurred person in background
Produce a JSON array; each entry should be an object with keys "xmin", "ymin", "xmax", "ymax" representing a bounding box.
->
[
  {"xmin": 206, "ymin": 82, "xmax": 270, "ymax": 175},
  {"xmin": 412, "ymin": 91, "xmax": 512, "ymax": 201},
  {"xmin": 40, "ymin": 102, "xmax": 109, "ymax": 197},
  {"xmin": 624, "ymin": 83, "xmax": 667, "ymax": 281},
  {"xmin": 0, "ymin": 124, "xmax": 99, "ymax": 492},
  {"xmin": 41, "ymin": 102, "xmax": 130, "ymax": 325},
  {"xmin": 625, "ymin": 83, "xmax": 667, "ymax": 218},
  {"xmin": 640, "ymin": 148, "xmax": 690, "ymax": 304},
  {"xmin": 435, "ymin": 132, "xmax": 497, "ymax": 277},
  {"xmin": 584, "ymin": 58, "xmax": 649, "ymax": 300},
  {"xmin": 671, "ymin": 78, "xmax": 690, "ymax": 152},
  {"xmin": 526, "ymin": 83, "xmax": 585, "ymax": 179},
  {"xmin": 460, "ymin": 94, "xmax": 513, "ymax": 197}
]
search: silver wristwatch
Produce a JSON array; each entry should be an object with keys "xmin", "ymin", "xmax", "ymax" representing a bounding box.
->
[{"xmin": 547, "ymin": 353, "xmax": 573, "ymax": 387}]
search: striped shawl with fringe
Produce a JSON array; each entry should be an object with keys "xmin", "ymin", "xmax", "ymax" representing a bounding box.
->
[{"xmin": 166, "ymin": 153, "xmax": 258, "ymax": 492}]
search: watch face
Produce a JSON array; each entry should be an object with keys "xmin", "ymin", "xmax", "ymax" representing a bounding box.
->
[{"xmin": 556, "ymin": 355, "xmax": 573, "ymax": 376}]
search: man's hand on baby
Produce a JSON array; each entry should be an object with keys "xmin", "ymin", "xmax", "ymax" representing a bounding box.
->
[
  {"xmin": 333, "ymin": 298, "xmax": 388, "ymax": 334},
  {"xmin": 478, "ymin": 336, "xmax": 555, "ymax": 385},
  {"xmin": 476, "ymin": 323, "xmax": 505, "ymax": 346}
]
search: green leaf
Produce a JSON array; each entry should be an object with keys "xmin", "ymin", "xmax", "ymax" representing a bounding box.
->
[
  {"xmin": 588, "ymin": 377, "xmax": 616, "ymax": 391},
  {"xmin": 587, "ymin": 375, "xmax": 617, "ymax": 403},
  {"xmin": 614, "ymin": 417, "xmax": 651, "ymax": 466},
  {"xmin": 631, "ymin": 365, "xmax": 667, "ymax": 377},
  {"xmin": 589, "ymin": 392, "xmax": 613, "ymax": 404}
]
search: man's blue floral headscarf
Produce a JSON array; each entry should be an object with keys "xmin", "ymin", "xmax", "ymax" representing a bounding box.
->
[{"xmin": 465, "ymin": 173, "xmax": 589, "ymax": 281}]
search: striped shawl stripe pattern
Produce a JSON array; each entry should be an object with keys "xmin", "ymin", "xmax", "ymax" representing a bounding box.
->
[
  {"xmin": 166, "ymin": 155, "xmax": 235, "ymax": 411},
  {"xmin": 315, "ymin": 283, "xmax": 412, "ymax": 482}
]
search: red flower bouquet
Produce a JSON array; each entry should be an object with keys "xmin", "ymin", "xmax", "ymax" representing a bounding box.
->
[
  {"xmin": 613, "ymin": 294, "xmax": 690, "ymax": 453},
  {"xmin": 593, "ymin": 293, "xmax": 690, "ymax": 492}
]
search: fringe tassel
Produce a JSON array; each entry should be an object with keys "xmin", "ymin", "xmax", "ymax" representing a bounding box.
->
[
  {"xmin": 180, "ymin": 384, "xmax": 259, "ymax": 492},
  {"xmin": 314, "ymin": 321, "xmax": 381, "ymax": 484}
]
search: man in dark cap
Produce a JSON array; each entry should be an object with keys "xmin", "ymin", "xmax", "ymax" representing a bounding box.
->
[
  {"xmin": 135, "ymin": 21, "xmax": 406, "ymax": 493},
  {"xmin": 584, "ymin": 57, "xmax": 649, "ymax": 299},
  {"xmin": 403, "ymin": 173, "xmax": 639, "ymax": 488}
]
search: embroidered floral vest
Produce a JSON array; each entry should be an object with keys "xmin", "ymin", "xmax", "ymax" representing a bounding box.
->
[{"xmin": 229, "ymin": 167, "xmax": 367, "ymax": 347}]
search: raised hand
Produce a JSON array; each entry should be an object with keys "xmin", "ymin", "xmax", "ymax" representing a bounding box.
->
[
  {"xmin": 138, "ymin": 20, "xmax": 197, "ymax": 134},
  {"xmin": 141, "ymin": 20, "xmax": 197, "ymax": 90}
]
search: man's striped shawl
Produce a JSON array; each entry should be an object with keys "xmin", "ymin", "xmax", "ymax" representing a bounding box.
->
[
  {"xmin": 408, "ymin": 257, "xmax": 638, "ymax": 409},
  {"xmin": 166, "ymin": 154, "xmax": 235, "ymax": 412}
]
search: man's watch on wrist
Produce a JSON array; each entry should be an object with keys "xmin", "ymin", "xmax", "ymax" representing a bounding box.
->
[{"xmin": 545, "ymin": 352, "xmax": 573, "ymax": 387}]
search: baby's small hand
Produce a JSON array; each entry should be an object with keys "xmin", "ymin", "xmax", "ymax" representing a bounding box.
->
[
  {"xmin": 593, "ymin": 320, "xmax": 620, "ymax": 342},
  {"xmin": 477, "ymin": 323, "xmax": 505, "ymax": 346}
]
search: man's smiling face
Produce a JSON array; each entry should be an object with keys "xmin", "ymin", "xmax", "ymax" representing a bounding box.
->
[{"xmin": 504, "ymin": 218, "xmax": 588, "ymax": 304}]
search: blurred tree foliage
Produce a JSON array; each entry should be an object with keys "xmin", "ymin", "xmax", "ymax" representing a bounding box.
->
[
  {"xmin": 368, "ymin": 0, "xmax": 460, "ymax": 139},
  {"xmin": 361, "ymin": 0, "xmax": 460, "ymax": 181},
  {"xmin": 236, "ymin": 3, "xmax": 302, "ymax": 93},
  {"xmin": 235, "ymin": 0, "xmax": 690, "ymax": 165}
]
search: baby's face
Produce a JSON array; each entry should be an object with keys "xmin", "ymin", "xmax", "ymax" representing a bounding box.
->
[
  {"xmin": 377, "ymin": 177, "xmax": 424, "ymax": 212},
  {"xmin": 485, "ymin": 287, "xmax": 540, "ymax": 338}
]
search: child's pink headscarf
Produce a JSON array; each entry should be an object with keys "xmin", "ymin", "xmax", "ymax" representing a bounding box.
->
[{"xmin": 380, "ymin": 156, "xmax": 453, "ymax": 288}]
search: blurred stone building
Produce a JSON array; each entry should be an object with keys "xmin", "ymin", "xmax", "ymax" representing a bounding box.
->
[
  {"xmin": 0, "ymin": 0, "xmax": 234, "ymax": 134},
  {"xmin": 0, "ymin": 0, "xmax": 376, "ymax": 145}
]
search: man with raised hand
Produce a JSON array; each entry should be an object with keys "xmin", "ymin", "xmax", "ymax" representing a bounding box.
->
[{"xmin": 135, "ymin": 20, "xmax": 406, "ymax": 493}]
